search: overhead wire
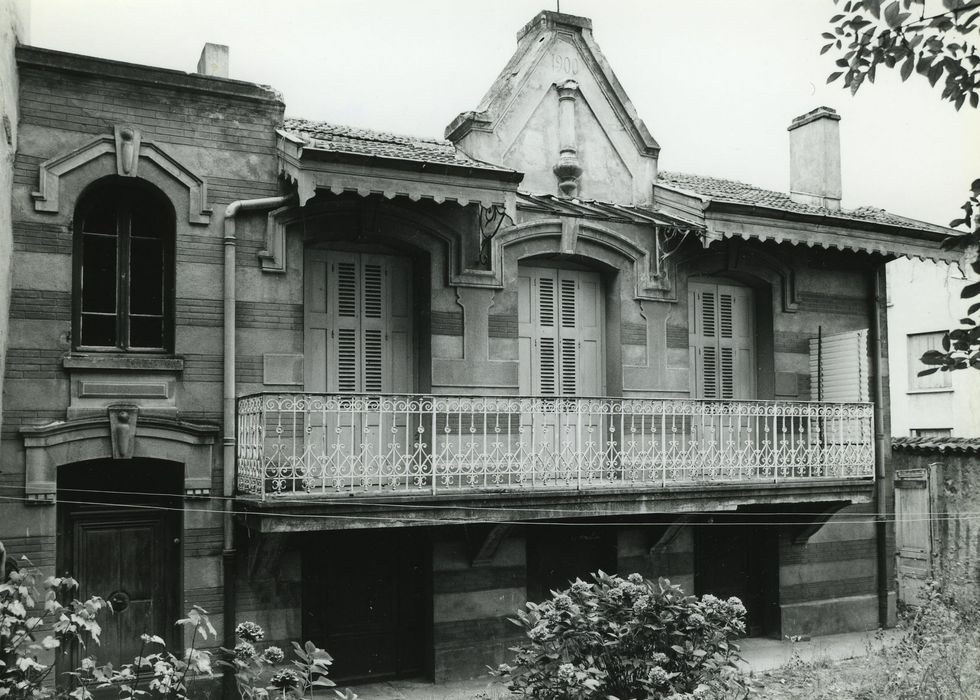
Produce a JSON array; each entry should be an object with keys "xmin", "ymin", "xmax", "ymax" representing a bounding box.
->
[{"xmin": 0, "ymin": 491, "xmax": 973, "ymax": 528}]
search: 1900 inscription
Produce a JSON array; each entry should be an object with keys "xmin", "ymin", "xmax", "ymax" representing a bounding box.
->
[{"xmin": 552, "ymin": 53, "xmax": 580, "ymax": 75}]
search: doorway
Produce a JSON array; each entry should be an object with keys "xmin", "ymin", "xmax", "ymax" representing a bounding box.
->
[
  {"xmin": 302, "ymin": 529, "xmax": 431, "ymax": 683},
  {"xmin": 526, "ymin": 525, "xmax": 617, "ymax": 602},
  {"xmin": 57, "ymin": 459, "xmax": 182, "ymax": 667},
  {"xmin": 693, "ymin": 518, "xmax": 779, "ymax": 637}
]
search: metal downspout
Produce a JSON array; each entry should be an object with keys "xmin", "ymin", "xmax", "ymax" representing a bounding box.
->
[
  {"xmin": 222, "ymin": 194, "xmax": 295, "ymax": 693},
  {"xmin": 870, "ymin": 264, "xmax": 891, "ymax": 627}
]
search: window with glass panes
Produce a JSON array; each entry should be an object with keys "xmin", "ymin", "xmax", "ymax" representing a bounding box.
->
[{"xmin": 73, "ymin": 180, "xmax": 174, "ymax": 351}]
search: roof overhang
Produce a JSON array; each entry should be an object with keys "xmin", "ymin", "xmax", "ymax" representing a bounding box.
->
[
  {"xmin": 654, "ymin": 182, "xmax": 966, "ymax": 265},
  {"xmin": 277, "ymin": 129, "xmax": 522, "ymax": 209}
]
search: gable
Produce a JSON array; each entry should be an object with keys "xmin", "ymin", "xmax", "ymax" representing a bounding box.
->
[{"xmin": 446, "ymin": 11, "xmax": 658, "ymax": 205}]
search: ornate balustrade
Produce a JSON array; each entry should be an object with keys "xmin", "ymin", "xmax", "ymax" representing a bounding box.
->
[{"xmin": 236, "ymin": 393, "xmax": 875, "ymax": 499}]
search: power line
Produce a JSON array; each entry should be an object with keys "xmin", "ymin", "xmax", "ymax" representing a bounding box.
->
[
  {"xmin": 0, "ymin": 492, "xmax": 974, "ymax": 528},
  {"xmin": 0, "ymin": 483, "xmax": 912, "ymax": 518}
]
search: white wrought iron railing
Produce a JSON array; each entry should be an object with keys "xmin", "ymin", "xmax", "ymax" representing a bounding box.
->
[{"xmin": 236, "ymin": 393, "xmax": 875, "ymax": 499}]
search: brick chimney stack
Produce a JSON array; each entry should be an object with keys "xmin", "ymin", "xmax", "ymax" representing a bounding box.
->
[
  {"xmin": 788, "ymin": 106, "xmax": 842, "ymax": 211},
  {"xmin": 196, "ymin": 43, "xmax": 229, "ymax": 78}
]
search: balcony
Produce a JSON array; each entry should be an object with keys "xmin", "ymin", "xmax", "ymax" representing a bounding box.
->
[{"xmin": 235, "ymin": 394, "xmax": 875, "ymax": 501}]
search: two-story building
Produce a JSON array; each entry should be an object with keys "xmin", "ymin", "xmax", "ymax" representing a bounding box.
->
[{"xmin": 0, "ymin": 8, "xmax": 964, "ymax": 686}]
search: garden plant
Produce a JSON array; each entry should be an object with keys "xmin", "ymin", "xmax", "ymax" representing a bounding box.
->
[
  {"xmin": 494, "ymin": 571, "xmax": 750, "ymax": 700},
  {"xmin": 0, "ymin": 552, "xmax": 353, "ymax": 700}
]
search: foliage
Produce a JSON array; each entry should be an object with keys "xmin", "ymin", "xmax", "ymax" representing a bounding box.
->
[
  {"xmin": 822, "ymin": 0, "xmax": 979, "ymax": 108},
  {"xmin": 1, "ymin": 551, "xmax": 353, "ymax": 700},
  {"xmin": 493, "ymin": 572, "xmax": 749, "ymax": 700},
  {"xmin": 822, "ymin": 0, "xmax": 980, "ymax": 374},
  {"xmin": 221, "ymin": 623, "xmax": 356, "ymax": 700}
]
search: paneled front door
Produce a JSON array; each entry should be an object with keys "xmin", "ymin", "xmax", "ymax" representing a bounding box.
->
[{"xmin": 68, "ymin": 513, "xmax": 177, "ymax": 664}]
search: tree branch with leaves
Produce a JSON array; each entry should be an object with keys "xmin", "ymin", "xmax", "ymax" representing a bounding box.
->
[{"xmin": 823, "ymin": 0, "xmax": 980, "ymax": 374}]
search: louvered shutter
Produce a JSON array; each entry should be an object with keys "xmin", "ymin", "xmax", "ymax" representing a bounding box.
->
[
  {"xmin": 329, "ymin": 252, "xmax": 362, "ymax": 393},
  {"xmin": 306, "ymin": 251, "xmax": 413, "ymax": 394},
  {"xmin": 689, "ymin": 282, "xmax": 755, "ymax": 399},
  {"xmin": 518, "ymin": 267, "xmax": 604, "ymax": 396},
  {"xmin": 304, "ymin": 250, "xmax": 330, "ymax": 392},
  {"xmin": 809, "ymin": 329, "xmax": 869, "ymax": 402},
  {"xmin": 519, "ymin": 268, "xmax": 559, "ymax": 395}
]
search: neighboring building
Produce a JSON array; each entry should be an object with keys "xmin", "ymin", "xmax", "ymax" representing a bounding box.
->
[
  {"xmin": 887, "ymin": 257, "xmax": 980, "ymax": 438},
  {"xmin": 0, "ymin": 9, "xmax": 964, "ymax": 686},
  {"xmin": 0, "ymin": 0, "xmax": 27, "ymax": 442}
]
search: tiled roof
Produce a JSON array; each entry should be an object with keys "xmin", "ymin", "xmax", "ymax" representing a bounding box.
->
[
  {"xmin": 657, "ymin": 171, "xmax": 952, "ymax": 235},
  {"xmin": 892, "ymin": 436, "xmax": 980, "ymax": 454},
  {"xmin": 281, "ymin": 118, "xmax": 515, "ymax": 173},
  {"xmin": 516, "ymin": 192, "xmax": 703, "ymax": 228}
]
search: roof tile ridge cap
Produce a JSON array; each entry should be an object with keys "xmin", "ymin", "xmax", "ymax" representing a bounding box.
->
[{"xmin": 282, "ymin": 117, "xmax": 453, "ymax": 146}]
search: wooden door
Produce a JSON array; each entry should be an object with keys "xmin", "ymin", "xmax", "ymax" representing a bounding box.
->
[
  {"xmin": 896, "ymin": 467, "xmax": 936, "ymax": 606},
  {"xmin": 302, "ymin": 530, "xmax": 429, "ymax": 682},
  {"xmin": 68, "ymin": 511, "xmax": 177, "ymax": 666}
]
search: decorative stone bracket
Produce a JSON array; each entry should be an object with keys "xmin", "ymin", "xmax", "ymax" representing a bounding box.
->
[
  {"xmin": 21, "ymin": 415, "xmax": 219, "ymax": 504},
  {"xmin": 32, "ymin": 125, "xmax": 212, "ymax": 224}
]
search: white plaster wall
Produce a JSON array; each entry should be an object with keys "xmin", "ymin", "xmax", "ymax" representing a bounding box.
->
[
  {"xmin": 0, "ymin": 0, "xmax": 28, "ymax": 437},
  {"xmin": 886, "ymin": 257, "xmax": 980, "ymax": 437}
]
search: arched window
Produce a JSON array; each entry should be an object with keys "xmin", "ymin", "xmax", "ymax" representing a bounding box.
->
[{"xmin": 73, "ymin": 178, "xmax": 175, "ymax": 351}]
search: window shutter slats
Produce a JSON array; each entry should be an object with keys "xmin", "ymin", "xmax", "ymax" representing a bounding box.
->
[
  {"xmin": 689, "ymin": 282, "xmax": 755, "ymax": 400},
  {"xmin": 363, "ymin": 329, "xmax": 384, "ymax": 393},
  {"xmin": 809, "ymin": 329, "xmax": 869, "ymax": 402},
  {"xmin": 539, "ymin": 337, "xmax": 557, "ymax": 395},
  {"xmin": 336, "ymin": 328, "xmax": 358, "ymax": 393}
]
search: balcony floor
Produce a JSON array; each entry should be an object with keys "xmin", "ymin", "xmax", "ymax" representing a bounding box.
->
[{"xmin": 237, "ymin": 477, "xmax": 874, "ymax": 532}]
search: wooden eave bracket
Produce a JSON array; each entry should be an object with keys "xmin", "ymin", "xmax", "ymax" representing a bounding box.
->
[
  {"xmin": 791, "ymin": 501, "xmax": 850, "ymax": 546},
  {"xmin": 470, "ymin": 523, "xmax": 514, "ymax": 567}
]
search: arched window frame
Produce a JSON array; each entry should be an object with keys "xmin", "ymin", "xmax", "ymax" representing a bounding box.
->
[{"xmin": 71, "ymin": 177, "xmax": 176, "ymax": 353}]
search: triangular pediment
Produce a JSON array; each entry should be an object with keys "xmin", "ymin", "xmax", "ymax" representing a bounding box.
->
[{"xmin": 446, "ymin": 11, "xmax": 659, "ymax": 205}]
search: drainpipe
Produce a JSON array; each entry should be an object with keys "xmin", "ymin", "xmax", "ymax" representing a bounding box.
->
[
  {"xmin": 870, "ymin": 264, "xmax": 890, "ymax": 627},
  {"xmin": 222, "ymin": 193, "xmax": 295, "ymax": 692}
]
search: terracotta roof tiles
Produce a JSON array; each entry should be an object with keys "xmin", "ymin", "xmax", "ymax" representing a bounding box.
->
[
  {"xmin": 657, "ymin": 171, "xmax": 952, "ymax": 235},
  {"xmin": 281, "ymin": 118, "xmax": 514, "ymax": 173}
]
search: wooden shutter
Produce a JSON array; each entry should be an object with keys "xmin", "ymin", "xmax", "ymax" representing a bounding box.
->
[
  {"xmin": 305, "ymin": 251, "xmax": 413, "ymax": 394},
  {"xmin": 689, "ymin": 281, "xmax": 755, "ymax": 399},
  {"xmin": 518, "ymin": 266, "xmax": 604, "ymax": 396},
  {"xmin": 808, "ymin": 329, "xmax": 869, "ymax": 402}
]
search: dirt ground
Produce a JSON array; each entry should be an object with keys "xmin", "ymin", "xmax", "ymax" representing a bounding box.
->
[{"xmin": 746, "ymin": 656, "xmax": 878, "ymax": 699}]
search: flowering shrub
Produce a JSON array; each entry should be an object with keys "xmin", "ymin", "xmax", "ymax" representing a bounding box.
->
[
  {"xmin": 0, "ymin": 556, "xmax": 215, "ymax": 700},
  {"xmin": 494, "ymin": 571, "xmax": 749, "ymax": 700},
  {"xmin": 221, "ymin": 622, "xmax": 356, "ymax": 700},
  {"xmin": 1, "ymin": 549, "xmax": 355, "ymax": 700}
]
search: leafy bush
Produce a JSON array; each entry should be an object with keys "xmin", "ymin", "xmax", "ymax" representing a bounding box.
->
[
  {"xmin": 493, "ymin": 572, "xmax": 749, "ymax": 700},
  {"xmin": 850, "ymin": 580, "xmax": 980, "ymax": 700},
  {"xmin": 1, "ymin": 552, "xmax": 354, "ymax": 700},
  {"xmin": 222, "ymin": 623, "xmax": 357, "ymax": 700}
]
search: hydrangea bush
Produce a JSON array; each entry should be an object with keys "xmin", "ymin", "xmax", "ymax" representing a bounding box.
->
[
  {"xmin": 1, "ymin": 550, "xmax": 354, "ymax": 700},
  {"xmin": 494, "ymin": 572, "xmax": 749, "ymax": 700},
  {"xmin": 221, "ymin": 622, "xmax": 356, "ymax": 700}
]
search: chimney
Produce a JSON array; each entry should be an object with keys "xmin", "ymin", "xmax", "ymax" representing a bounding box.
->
[
  {"xmin": 196, "ymin": 43, "xmax": 229, "ymax": 78},
  {"xmin": 788, "ymin": 106, "xmax": 841, "ymax": 211}
]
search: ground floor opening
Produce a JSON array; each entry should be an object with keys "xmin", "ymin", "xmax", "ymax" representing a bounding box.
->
[
  {"xmin": 302, "ymin": 528, "xmax": 432, "ymax": 683},
  {"xmin": 56, "ymin": 459, "xmax": 183, "ymax": 667}
]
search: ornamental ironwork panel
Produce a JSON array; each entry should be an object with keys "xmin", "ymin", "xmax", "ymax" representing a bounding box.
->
[{"xmin": 235, "ymin": 393, "xmax": 875, "ymax": 499}]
